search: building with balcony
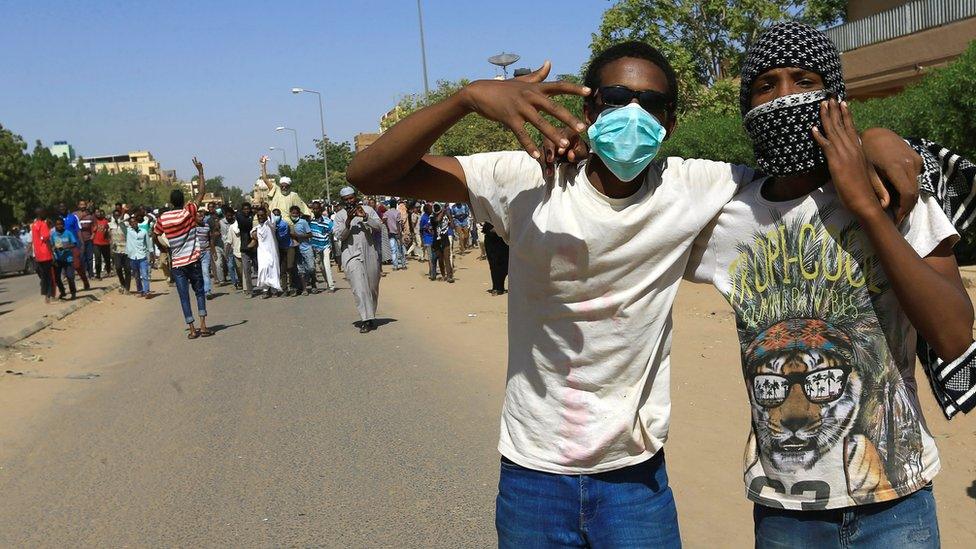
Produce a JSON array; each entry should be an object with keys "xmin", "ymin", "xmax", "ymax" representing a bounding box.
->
[
  {"xmin": 826, "ymin": 0, "xmax": 976, "ymax": 99},
  {"xmin": 49, "ymin": 141, "xmax": 76, "ymax": 161},
  {"xmin": 80, "ymin": 150, "xmax": 171, "ymax": 183}
]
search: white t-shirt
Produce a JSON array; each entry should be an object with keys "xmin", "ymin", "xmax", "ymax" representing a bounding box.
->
[
  {"xmin": 686, "ymin": 179, "xmax": 956, "ymax": 510},
  {"xmin": 458, "ymin": 151, "xmax": 753, "ymax": 474}
]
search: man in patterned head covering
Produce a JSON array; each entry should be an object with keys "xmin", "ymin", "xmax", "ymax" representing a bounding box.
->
[
  {"xmin": 740, "ymin": 21, "xmax": 845, "ymax": 178},
  {"xmin": 683, "ymin": 21, "xmax": 974, "ymax": 547}
]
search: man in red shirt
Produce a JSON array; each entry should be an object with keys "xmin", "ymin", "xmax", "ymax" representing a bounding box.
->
[
  {"xmin": 92, "ymin": 209, "xmax": 112, "ymax": 279},
  {"xmin": 30, "ymin": 208, "xmax": 55, "ymax": 303},
  {"xmin": 151, "ymin": 157, "xmax": 213, "ymax": 339}
]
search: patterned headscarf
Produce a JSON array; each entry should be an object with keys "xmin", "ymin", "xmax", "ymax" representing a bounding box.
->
[{"xmin": 740, "ymin": 22, "xmax": 846, "ymax": 176}]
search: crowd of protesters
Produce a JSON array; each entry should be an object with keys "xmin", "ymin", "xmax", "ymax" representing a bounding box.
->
[{"xmin": 11, "ymin": 155, "xmax": 505, "ymax": 336}]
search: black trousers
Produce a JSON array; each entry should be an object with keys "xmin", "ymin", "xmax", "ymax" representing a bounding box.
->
[
  {"xmin": 95, "ymin": 244, "xmax": 112, "ymax": 276},
  {"xmin": 113, "ymin": 252, "xmax": 131, "ymax": 291},
  {"xmin": 36, "ymin": 260, "xmax": 55, "ymax": 298},
  {"xmin": 54, "ymin": 259, "xmax": 77, "ymax": 297},
  {"xmin": 485, "ymin": 233, "xmax": 509, "ymax": 291}
]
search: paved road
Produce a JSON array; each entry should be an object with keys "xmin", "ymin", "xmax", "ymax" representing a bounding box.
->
[{"xmin": 0, "ymin": 284, "xmax": 501, "ymax": 547}]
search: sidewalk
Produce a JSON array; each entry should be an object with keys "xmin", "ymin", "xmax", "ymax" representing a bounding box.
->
[
  {"xmin": 0, "ymin": 273, "xmax": 119, "ymax": 347},
  {"xmin": 960, "ymin": 265, "xmax": 976, "ymax": 288}
]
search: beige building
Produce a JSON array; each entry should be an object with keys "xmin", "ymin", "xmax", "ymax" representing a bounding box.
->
[
  {"xmin": 826, "ymin": 0, "xmax": 976, "ymax": 99},
  {"xmin": 81, "ymin": 150, "xmax": 172, "ymax": 183},
  {"xmin": 354, "ymin": 132, "xmax": 381, "ymax": 153}
]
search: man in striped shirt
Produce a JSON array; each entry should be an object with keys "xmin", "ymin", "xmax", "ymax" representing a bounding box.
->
[
  {"xmin": 309, "ymin": 200, "xmax": 337, "ymax": 292},
  {"xmin": 151, "ymin": 157, "xmax": 213, "ymax": 339}
]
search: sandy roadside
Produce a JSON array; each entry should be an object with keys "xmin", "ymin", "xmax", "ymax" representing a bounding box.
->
[
  {"xmin": 0, "ymin": 281, "xmax": 170, "ymax": 460},
  {"xmin": 378, "ymin": 250, "xmax": 976, "ymax": 548}
]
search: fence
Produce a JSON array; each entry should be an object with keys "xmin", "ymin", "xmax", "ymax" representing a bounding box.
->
[{"xmin": 826, "ymin": 0, "xmax": 976, "ymax": 51}]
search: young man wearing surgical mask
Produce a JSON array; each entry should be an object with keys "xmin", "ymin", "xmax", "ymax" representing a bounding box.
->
[
  {"xmin": 685, "ymin": 22, "xmax": 975, "ymax": 547},
  {"xmin": 346, "ymin": 41, "xmax": 943, "ymax": 546}
]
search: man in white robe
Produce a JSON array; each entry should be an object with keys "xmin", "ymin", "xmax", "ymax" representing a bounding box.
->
[
  {"xmin": 332, "ymin": 187, "xmax": 382, "ymax": 333},
  {"xmin": 250, "ymin": 206, "xmax": 282, "ymax": 298}
]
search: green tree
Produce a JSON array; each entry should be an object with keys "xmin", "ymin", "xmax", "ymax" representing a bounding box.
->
[
  {"xmin": 382, "ymin": 79, "xmax": 519, "ymax": 157},
  {"xmin": 29, "ymin": 141, "xmax": 87, "ymax": 215},
  {"xmin": 0, "ymin": 125, "xmax": 31, "ymax": 225}
]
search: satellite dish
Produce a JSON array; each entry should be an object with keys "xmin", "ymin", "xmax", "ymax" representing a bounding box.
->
[{"xmin": 488, "ymin": 52, "xmax": 521, "ymax": 78}]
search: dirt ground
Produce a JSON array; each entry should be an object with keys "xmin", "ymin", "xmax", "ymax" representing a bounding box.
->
[{"xmin": 1, "ymin": 250, "xmax": 974, "ymax": 547}]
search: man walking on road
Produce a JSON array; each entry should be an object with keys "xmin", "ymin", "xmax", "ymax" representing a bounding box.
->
[
  {"xmin": 235, "ymin": 202, "xmax": 256, "ymax": 296},
  {"xmin": 289, "ymin": 205, "xmax": 312, "ymax": 296},
  {"xmin": 450, "ymin": 201, "xmax": 471, "ymax": 253},
  {"xmin": 59, "ymin": 202, "xmax": 90, "ymax": 291},
  {"xmin": 152, "ymin": 157, "xmax": 212, "ymax": 339},
  {"xmin": 108, "ymin": 209, "xmax": 131, "ymax": 294},
  {"xmin": 251, "ymin": 206, "xmax": 282, "ymax": 299},
  {"xmin": 92, "ymin": 209, "xmax": 112, "ymax": 279},
  {"xmin": 126, "ymin": 213, "xmax": 152, "ymax": 298},
  {"xmin": 195, "ymin": 209, "xmax": 216, "ymax": 298},
  {"xmin": 382, "ymin": 199, "xmax": 406, "ymax": 270},
  {"xmin": 220, "ymin": 206, "xmax": 240, "ymax": 289},
  {"xmin": 30, "ymin": 208, "xmax": 55, "ymax": 303},
  {"xmin": 50, "ymin": 217, "xmax": 78, "ymax": 301},
  {"xmin": 74, "ymin": 200, "xmax": 96, "ymax": 281},
  {"xmin": 309, "ymin": 201, "xmax": 337, "ymax": 292},
  {"xmin": 333, "ymin": 187, "xmax": 382, "ymax": 333}
]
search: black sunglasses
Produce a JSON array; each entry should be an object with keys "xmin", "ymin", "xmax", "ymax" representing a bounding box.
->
[
  {"xmin": 594, "ymin": 85, "xmax": 673, "ymax": 114},
  {"xmin": 750, "ymin": 367, "xmax": 851, "ymax": 409}
]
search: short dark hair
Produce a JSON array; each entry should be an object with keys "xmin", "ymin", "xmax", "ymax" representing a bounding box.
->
[
  {"xmin": 584, "ymin": 41, "xmax": 679, "ymax": 114},
  {"xmin": 170, "ymin": 189, "xmax": 185, "ymax": 207}
]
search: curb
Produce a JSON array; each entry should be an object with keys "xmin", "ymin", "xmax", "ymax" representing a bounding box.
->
[{"xmin": 0, "ymin": 282, "xmax": 120, "ymax": 348}]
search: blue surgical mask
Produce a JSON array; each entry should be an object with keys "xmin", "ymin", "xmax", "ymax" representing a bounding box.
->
[
  {"xmin": 272, "ymin": 215, "xmax": 281, "ymax": 224},
  {"xmin": 587, "ymin": 103, "xmax": 666, "ymax": 182}
]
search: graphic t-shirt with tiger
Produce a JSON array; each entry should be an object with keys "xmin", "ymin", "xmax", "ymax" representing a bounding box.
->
[{"xmin": 687, "ymin": 179, "xmax": 956, "ymax": 510}]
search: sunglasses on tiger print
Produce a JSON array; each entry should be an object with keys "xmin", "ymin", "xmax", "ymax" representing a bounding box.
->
[{"xmin": 750, "ymin": 367, "xmax": 852, "ymax": 408}]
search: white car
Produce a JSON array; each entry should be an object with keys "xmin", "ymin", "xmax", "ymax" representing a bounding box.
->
[{"xmin": 0, "ymin": 235, "xmax": 32, "ymax": 276}]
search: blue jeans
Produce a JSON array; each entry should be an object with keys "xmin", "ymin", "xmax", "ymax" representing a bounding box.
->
[
  {"xmin": 389, "ymin": 235, "xmax": 405, "ymax": 269},
  {"xmin": 130, "ymin": 257, "xmax": 150, "ymax": 295},
  {"xmin": 199, "ymin": 249, "xmax": 212, "ymax": 295},
  {"xmin": 496, "ymin": 450, "xmax": 680, "ymax": 548},
  {"xmin": 224, "ymin": 244, "xmax": 238, "ymax": 286},
  {"xmin": 172, "ymin": 260, "xmax": 207, "ymax": 324},
  {"xmin": 83, "ymin": 239, "xmax": 95, "ymax": 277},
  {"xmin": 753, "ymin": 484, "xmax": 939, "ymax": 549}
]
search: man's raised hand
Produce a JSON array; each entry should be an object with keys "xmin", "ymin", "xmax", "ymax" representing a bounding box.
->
[
  {"xmin": 192, "ymin": 156, "xmax": 203, "ymax": 172},
  {"xmin": 458, "ymin": 61, "xmax": 590, "ymax": 159}
]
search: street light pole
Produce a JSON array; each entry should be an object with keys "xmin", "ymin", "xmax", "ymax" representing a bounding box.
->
[
  {"xmin": 275, "ymin": 126, "xmax": 300, "ymax": 165},
  {"xmin": 269, "ymin": 147, "xmax": 287, "ymax": 167},
  {"xmin": 291, "ymin": 87, "xmax": 331, "ymax": 202},
  {"xmin": 416, "ymin": 0, "xmax": 430, "ymax": 95}
]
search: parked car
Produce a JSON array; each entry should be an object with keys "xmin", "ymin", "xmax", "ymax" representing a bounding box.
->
[{"xmin": 0, "ymin": 235, "xmax": 32, "ymax": 276}]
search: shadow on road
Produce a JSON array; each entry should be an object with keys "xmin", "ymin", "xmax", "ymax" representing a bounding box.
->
[
  {"xmin": 208, "ymin": 320, "xmax": 247, "ymax": 334},
  {"xmin": 351, "ymin": 318, "xmax": 398, "ymax": 329},
  {"xmin": 967, "ymin": 480, "xmax": 976, "ymax": 502}
]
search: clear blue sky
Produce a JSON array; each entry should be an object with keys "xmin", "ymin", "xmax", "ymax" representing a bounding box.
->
[{"xmin": 3, "ymin": 0, "xmax": 609, "ymax": 191}]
